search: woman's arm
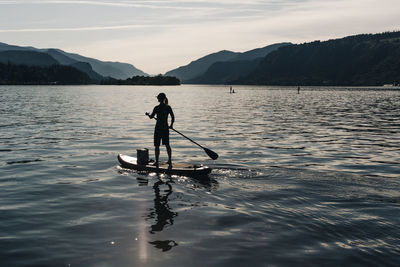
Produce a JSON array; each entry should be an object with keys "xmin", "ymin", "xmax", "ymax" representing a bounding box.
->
[
  {"xmin": 146, "ymin": 107, "xmax": 157, "ymax": 119},
  {"xmin": 169, "ymin": 107, "xmax": 175, "ymax": 129}
]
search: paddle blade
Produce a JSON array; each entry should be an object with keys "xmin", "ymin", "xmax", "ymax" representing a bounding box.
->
[{"xmin": 204, "ymin": 147, "xmax": 219, "ymax": 160}]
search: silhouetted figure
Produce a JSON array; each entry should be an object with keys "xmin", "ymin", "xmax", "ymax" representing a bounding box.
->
[
  {"xmin": 146, "ymin": 93, "xmax": 175, "ymax": 166},
  {"xmin": 230, "ymin": 86, "xmax": 232, "ymax": 94},
  {"xmin": 297, "ymin": 86, "xmax": 300, "ymax": 94}
]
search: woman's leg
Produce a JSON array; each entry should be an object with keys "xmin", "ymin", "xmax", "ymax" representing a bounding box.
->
[
  {"xmin": 155, "ymin": 146, "xmax": 160, "ymax": 166},
  {"xmin": 166, "ymin": 144, "xmax": 172, "ymax": 165}
]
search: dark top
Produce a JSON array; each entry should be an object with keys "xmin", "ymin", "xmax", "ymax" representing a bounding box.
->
[{"xmin": 150, "ymin": 104, "xmax": 174, "ymax": 130}]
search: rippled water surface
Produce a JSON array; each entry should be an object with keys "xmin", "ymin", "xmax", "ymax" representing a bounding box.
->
[{"xmin": 1, "ymin": 85, "xmax": 400, "ymax": 266}]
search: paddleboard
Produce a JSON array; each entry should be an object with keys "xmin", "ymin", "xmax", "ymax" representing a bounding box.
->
[{"xmin": 118, "ymin": 154, "xmax": 212, "ymax": 176}]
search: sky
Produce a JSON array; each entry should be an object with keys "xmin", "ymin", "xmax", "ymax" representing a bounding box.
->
[{"xmin": 0, "ymin": 0, "xmax": 399, "ymax": 75}]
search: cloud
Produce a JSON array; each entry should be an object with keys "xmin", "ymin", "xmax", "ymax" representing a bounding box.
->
[
  {"xmin": 0, "ymin": 0, "xmax": 309, "ymax": 34},
  {"xmin": 0, "ymin": 24, "xmax": 160, "ymax": 33},
  {"xmin": 0, "ymin": 0, "xmax": 243, "ymax": 10},
  {"xmin": 1, "ymin": 0, "xmax": 399, "ymax": 74}
]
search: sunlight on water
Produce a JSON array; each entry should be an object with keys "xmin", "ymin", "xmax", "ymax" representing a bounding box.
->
[{"xmin": 138, "ymin": 200, "xmax": 148, "ymax": 263}]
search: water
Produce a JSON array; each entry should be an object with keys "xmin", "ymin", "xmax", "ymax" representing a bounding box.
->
[{"xmin": 1, "ymin": 85, "xmax": 399, "ymax": 266}]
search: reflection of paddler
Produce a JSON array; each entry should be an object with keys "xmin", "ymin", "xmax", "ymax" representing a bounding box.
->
[
  {"xmin": 148, "ymin": 179, "xmax": 177, "ymax": 234},
  {"xmin": 147, "ymin": 178, "xmax": 178, "ymax": 252},
  {"xmin": 149, "ymin": 240, "xmax": 177, "ymax": 252}
]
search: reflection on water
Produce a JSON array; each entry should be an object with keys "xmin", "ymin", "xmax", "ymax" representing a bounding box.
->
[
  {"xmin": 148, "ymin": 179, "xmax": 177, "ymax": 233},
  {"xmin": 141, "ymin": 174, "xmax": 218, "ymax": 252},
  {"xmin": 149, "ymin": 240, "xmax": 178, "ymax": 252},
  {"xmin": 124, "ymin": 168, "xmax": 219, "ymax": 255},
  {"xmin": 147, "ymin": 178, "xmax": 178, "ymax": 250}
]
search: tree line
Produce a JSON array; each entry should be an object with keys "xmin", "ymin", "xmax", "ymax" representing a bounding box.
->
[
  {"xmin": 100, "ymin": 75, "xmax": 180, "ymax": 85},
  {"xmin": 0, "ymin": 62, "xmax": 180, "ymax": 85},
  {"xmin": 0, "ymin": 62, "xmax": 91, "ymax": 85}
]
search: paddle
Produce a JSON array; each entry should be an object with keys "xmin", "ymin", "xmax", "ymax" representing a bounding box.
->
[
  {"xmin": 146, "ymin": 114, "xmax": 219, "ymax": 160},
  {"xmin": 170, "ymin": 128, "xmax": 219, "ymax": 160}
]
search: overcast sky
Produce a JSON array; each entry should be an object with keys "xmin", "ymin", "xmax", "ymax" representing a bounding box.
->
[{"xmin": 0, "ymin": 0, "xmax": 399, "ymax": 74}]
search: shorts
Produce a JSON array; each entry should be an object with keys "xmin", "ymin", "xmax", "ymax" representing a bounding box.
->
[{"xmin": 154, "ymin": 127, "xmax": 169, "ymax": 147}]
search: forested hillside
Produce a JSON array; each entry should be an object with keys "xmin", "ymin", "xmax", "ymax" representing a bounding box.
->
[
  {"xmin": 0, "ymin": 62, "xmax": 91, "ymax": 85},
  {"xmin": 236, "ymin": 32, "xmax": 400, "ymax": 86}
]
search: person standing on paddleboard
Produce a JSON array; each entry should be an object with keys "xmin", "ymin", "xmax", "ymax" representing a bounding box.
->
[{"xmin": 146, "ymin": 93, "xmax": 175, "ymax": 167}]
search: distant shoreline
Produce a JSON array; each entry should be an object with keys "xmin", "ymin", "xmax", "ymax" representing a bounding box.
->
[
  {"xmin": 100, "ymin": 75, "xmax": 180, "ymax": 86},
  {"xmin": 0, "ymin": 61, "xmax": 180, "ymax": 86},
  {"xmin": 1, "ymin": 84, "xmax": 399, "ymax": 89}
]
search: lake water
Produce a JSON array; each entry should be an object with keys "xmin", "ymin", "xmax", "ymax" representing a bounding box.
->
[{"xmin": 1, "ymin": 85, "xmax": 399, "ymax": 266}]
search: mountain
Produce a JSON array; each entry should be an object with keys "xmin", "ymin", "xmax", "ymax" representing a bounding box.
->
[
  {"xmin": 235, "ymin": 31, "xmax": 400, "ymax": 86},
  {"xmin": 0, "ymin": 48, "xmax": 103, "ymax": 81},
  {"xmin": 229, "ymin": 43, "xmax": 291, "ymax": 62},
  {"xmin": 165, "ymin": 50, "xmax": 239, "ymax": 82},
  {"xmin": 0, "ymin": 42, "xmax": 147, "ymax": 79},
  {"xmin": 43, "ymin": 49, "xmax": 103, "ymax": 81},
  {"xmin": 42, "ymin": 48, "xmax": 78, "ymax": 65},
  {"xmin": 187, "ymin": 59, "xmax": 262, "ymax": 84},
  {"xmin": 56, "ymin": 50, "xmax": 148, "ymax": 79},
  {"xmin": 187, "ymin": 43, "xmax": 291, "ymax": 84},
  {"xmin": 0, "ymin": 43, "xmax": 36, "ymax": 51},
  {"xmin": 165, "ymin": 43, "xmax": 290, "ymax": 83},
  {"xmin": 0, "ymin": 50, "xmax": 59, "ymax": 66}
]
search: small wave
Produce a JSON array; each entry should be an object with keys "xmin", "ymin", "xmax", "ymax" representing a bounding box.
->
[
  {"xmin": 266, "ymin": 146, "xmax": 306, "ymax": 150},
  {"xmin": 6, "ymin": 158, "xmax": 43, "ymax": 165}
]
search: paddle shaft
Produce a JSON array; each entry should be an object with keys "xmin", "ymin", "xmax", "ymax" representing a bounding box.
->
[
  {"xmin": 172, "ymin": 128, "xmax": 218, "ymax": 160},
  {"xmin": 170, "ymin": 127, "xmax": 205, "ymax": 149},
  {"xmin": 147, "ymin": 115, "xmax": 204, "ymax": 149},
  {"xmin": 146, "ymin": 114, "xmax": 218, "ymax": 159}
]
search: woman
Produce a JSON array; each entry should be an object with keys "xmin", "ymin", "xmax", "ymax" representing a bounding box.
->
[{"xmin": 146, "ymin": 93, "xmax": 175, "ymax": 166}]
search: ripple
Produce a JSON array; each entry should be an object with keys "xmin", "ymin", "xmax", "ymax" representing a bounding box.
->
[{"xmin": 6, "ymin": 159, "xmax": 43, "ymax": 165}]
